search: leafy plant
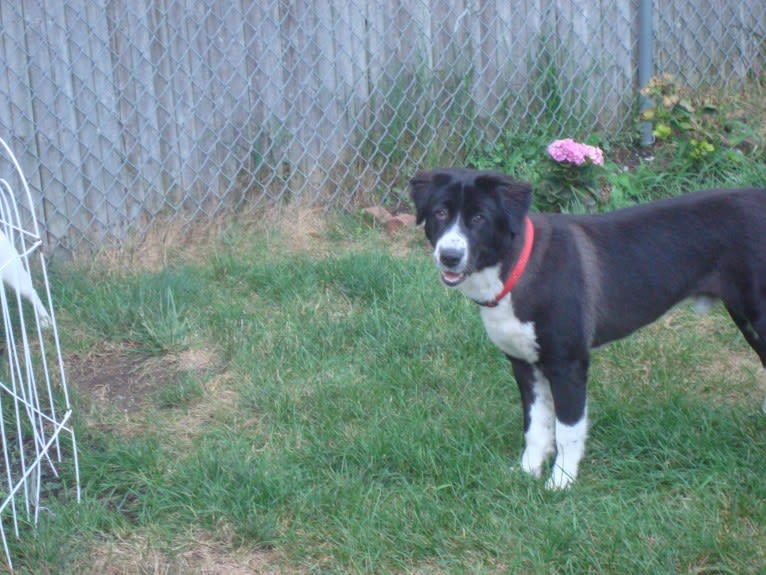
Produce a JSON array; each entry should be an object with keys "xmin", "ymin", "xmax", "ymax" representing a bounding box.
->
[{"xmin": 639, "ymin": 74, "xmax": 760, "ymax": 175}]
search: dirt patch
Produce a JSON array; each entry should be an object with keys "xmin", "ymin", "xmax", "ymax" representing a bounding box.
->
[
  {"xmin": 611, "ymin": 145, "xmax": 654, "ymax": 169},
  {"xmin": 68, "ymin": 343, "xmax": 219, "ymax": 413},
  {"xmin": 66, "ymin": 341, "xmax": 245, "ymax": 442}
]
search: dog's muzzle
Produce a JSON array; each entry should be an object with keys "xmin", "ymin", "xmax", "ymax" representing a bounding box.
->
[
  {"xmin": 435, "ymin": 247, "xmax": 468, "ymax": 286},
  {"xmin": 434, "ymin": 223, "xmax": 470, "ymax": 286}
]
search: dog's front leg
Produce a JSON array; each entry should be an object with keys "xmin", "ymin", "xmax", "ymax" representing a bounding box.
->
[
  {"xmin": 541, "ymin": 358, "xmax": 589, "ymax": 490},
  {"xmin": 510, "ymin": 359, "xmax": 555, "ymax": 478}
]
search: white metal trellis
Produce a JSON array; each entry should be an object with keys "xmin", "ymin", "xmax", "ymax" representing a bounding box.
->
[{"xmin": 0, "ymin": 138, "xmax": 80, "ymax": 571}]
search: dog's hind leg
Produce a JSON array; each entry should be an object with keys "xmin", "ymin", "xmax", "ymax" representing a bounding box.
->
[
  {"xmin": 510, "ymin": 359, "xmax": 555, "ymax": 479},
  {"xmin": 541, "ymin": 358, "xmax": 589, "ymax": 490},
  {"xmin": 724, "ymin": 301, "xmax": 766, "ymax": 413}
]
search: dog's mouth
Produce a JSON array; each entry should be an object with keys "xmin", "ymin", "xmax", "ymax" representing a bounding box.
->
[{"xmin": 440, "ymin": 270, "xmax": 467, "ymax": 286}]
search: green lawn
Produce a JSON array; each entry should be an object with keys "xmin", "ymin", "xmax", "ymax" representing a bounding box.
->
[{"xmin": 7, "ymin": 211, "xmax": 766, "ymax": 574}]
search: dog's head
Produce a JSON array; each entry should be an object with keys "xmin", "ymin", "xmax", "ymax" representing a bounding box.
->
[{"xmin": 409, "ymin": 168, "xmax": 532, "ymax": 287}]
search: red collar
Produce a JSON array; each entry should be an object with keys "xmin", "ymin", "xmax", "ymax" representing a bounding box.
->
[{"xmin": 476, "ymin": 216, "xmax": 535, "ymax": 308}]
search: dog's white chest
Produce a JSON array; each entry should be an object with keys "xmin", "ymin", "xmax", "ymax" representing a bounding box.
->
[
  {"xmin": 479, "ymin": 298, "xmax": 539, "ymax": 363},
  {"xmin": 456, "ymin": 266, "xmax": 539, "ymax": 363}
]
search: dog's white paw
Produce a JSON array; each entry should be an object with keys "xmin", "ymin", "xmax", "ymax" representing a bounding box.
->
[
  {"xmin": 520, "ymin": 455, "xmax": 543, "ymax": 478},
  {"xmin": 545, "ymin": 466, "xmax": 576, "ymax": 490},
  {"xmin": 520, "ymin": 445, "xmax": 554, "ymax": 479}
]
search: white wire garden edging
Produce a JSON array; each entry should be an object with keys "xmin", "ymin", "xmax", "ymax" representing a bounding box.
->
[{"xmin": 0, "ymin": 138, "xmax": 80, "ymax": 571}]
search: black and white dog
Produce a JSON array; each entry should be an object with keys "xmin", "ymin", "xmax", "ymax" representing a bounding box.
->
[{"xmin": 410, "ymin": 167, "xmax": 766, "ymax": 489}]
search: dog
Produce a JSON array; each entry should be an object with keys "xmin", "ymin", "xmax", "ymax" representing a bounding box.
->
[
  {"xmin": 0, "ymin": 229, "xmax": 51, "ymax": 329},
  {"xmin": 410, "ymin": 167, "xmax": 766, "ymax": 489}
]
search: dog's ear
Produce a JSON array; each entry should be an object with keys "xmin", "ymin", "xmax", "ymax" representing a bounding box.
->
[
  {"xmin": 476, "ymin": 173, "xmax": 533, "ymax": 235},
  {"xmin": 409, "ymin": 170, "xmax": 433, "ymax": 225},
  {"xmin": 500, "ymin": 179, "xmax": 533, "ymax": 236}
]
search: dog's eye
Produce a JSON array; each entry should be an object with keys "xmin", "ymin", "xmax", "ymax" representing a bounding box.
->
[
  {"xmin": 434, "ymin": 208, "xmax": 449, "ymax": 221},
  {"xmin": 471, "ymin": 214, "xmax": 486, "ymax": 225}
]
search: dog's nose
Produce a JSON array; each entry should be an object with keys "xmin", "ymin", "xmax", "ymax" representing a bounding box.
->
[{"xmin": 439, "ymin": 247, "xmax": 464, "ymax": 269}]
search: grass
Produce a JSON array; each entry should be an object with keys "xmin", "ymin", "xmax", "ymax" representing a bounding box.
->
[{"xmin": 4, "ymin": 201, "xmax": 766, "ymax": 574}]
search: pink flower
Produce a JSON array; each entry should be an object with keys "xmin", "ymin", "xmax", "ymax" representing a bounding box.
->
[{"xmin": 547, "ymin": 138, "xmax": 604, "ymax": 166}]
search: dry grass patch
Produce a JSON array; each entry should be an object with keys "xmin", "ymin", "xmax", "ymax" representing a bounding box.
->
[
  {"xmin": 69, "ymin": 202, "xmax": 329, "ymax": 274},
  {"xmin": 84, "ymin": 528, "xmax": 289, "ymax": 575},
  {"xmin": 276, "ymin": 207, "xmax": 329, "ymax": 256},
  {"xmin": 163, "ymin": 370, "xmax": 252, "ymax": 449},
  {"xmin": 74, "ymin": 216, "xmax": 233, "ymax": 274}
]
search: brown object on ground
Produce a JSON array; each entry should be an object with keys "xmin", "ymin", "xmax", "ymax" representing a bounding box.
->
[{"xmin": 363, "ymin": 206, "xmax": 416, "ymax": 236}]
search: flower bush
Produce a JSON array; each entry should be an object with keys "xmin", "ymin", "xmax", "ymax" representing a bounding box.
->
[
  {"xmin": 541, "ymin": 138, "xmax": 605, "ymax": 211},
  {"xmin": 547, "ymin": 138, "xmax": 604, "ymax": 167}
]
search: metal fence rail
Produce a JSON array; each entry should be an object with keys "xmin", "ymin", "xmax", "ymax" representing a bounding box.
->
[{"xmin": 1, "ymin": 0, "xmax": 764, "ymax": 255}]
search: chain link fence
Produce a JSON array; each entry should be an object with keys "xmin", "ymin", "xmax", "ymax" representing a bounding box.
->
[{"xmin": 1, "ymin": 1, "xmax": 764, "ymax": 255}]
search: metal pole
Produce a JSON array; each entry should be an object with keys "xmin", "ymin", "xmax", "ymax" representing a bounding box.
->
[{"xmin": 638, "ymin": 0, "xmax": 654, "ymax": 147}]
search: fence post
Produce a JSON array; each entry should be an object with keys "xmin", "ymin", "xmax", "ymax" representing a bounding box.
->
[{"xmin": 638, "ymin": 0, "xmax": 654, "ymax": 147}]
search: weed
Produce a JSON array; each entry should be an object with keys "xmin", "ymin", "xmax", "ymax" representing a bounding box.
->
[
  {"xmin": 137, "ymin": 286, "xmax": 191, "ymax": 354},
  {"xmin": 51, "ymin": 266, "xmax": 202, "ymax": 355},
  {"xmin": 156, "ymin": 372, "xmax": 204, "ymax": 409}
]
